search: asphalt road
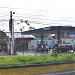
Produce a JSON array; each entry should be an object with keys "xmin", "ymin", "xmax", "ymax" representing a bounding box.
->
[{"xmin": 34, "ymin": 71, "xmax": 75, "ymax": 75}]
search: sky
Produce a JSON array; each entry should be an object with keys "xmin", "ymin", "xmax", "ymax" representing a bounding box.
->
[{"xmin": 0, "ymin": 0, "xmax": 74, "ymax": 32}]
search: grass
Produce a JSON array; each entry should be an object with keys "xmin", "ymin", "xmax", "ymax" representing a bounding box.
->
[{"xmin": 0, "ymin": 53, "xmax": 75, "ymax": 66}]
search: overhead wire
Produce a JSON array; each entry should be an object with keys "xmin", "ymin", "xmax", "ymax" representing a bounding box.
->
[
  {"xmin": 14, "ymin": 13, "xmax": 74, "ymax": 26},
  {"xmin": 0, "ymin": 6, "xmax": 73, "ymax": 13},
  {"xmin": 15, "ymin": 19, "xmax": 71, "ymax": 26},
  {"xmin": 15, "ymin": 13, "xmax": 74, "ymax": 20},
  {"xmin": 14, "ymin": 15, "xmax": 73, "ymax": 22},
  {"xmin": 0, "ymin": 13, "xmax": 9, "ymax": 15},
  {"xmin": 0, "ymin": 16, "xmax": 73, "ymax": 26},
  {"xmin": 0, "ymin": 6, "xmax": 74, "ymax": 28},
  {"xmin": 0, "ymin": 21, "xmax": 8, "ymax": 26},
  {"xmin": 0, "ymin": 19, "xmax": 9, "ymax": 22},
  {"xmin": 0, "ymin": 15, "xmax": 9, "ymax": 17},
  {"xmin": 0, "ymin": 6, "xmax": 73, "ymax": 21},
  {"xmin": 0, "ymin": 10, "xmax": 73, "ymax": 21}
]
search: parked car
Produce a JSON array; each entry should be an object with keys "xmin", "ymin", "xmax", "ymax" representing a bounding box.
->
[
  {"xmin": 36, "ymin": 44, "xmax": 50, "ymax": 53},
  {"xmin": 56, "ymin": 43, "xmax": 73, "ymax": 53}
]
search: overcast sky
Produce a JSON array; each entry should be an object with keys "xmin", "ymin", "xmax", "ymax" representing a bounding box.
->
[{"xmin": 0, "ymin": 0, "xmax": 74, "ymax": 32}]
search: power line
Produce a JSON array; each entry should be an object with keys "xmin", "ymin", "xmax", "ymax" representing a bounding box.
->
[
  {"xmin": 15, "ymin": 19, "xmax": 73, "ymax": 26},
  {"xmin": 27, "ymin": 9, "xmax": 73, "ymax": 13},
  {"xmin": 0, "ymin": 11, "xmax": 73, "ymax": 20},
  {"xmin": 16, "ymin": 13, "xmax": 74, "ymax": 19},
  {"xmin": 0, "ymin": 7, "xmax": 73, "ymax": 22},
  {"xmin": 0, "ymin": 13, "xmax": 9, "ymax": 14},
  {"xmin": 0, "ymin": 22, "xmax": 8, "ymax": 26},
  {"xmin": 0, "ymin": 17, "xmax": 73, "ymax": 26},
  {"xmin": 0, "ymin": 19, "xmax": 9, "ymax": 22},
  {"xmin": 0, "ymin": 7, "xmax": 73, "ymax": 13},
  {"xmin": 1, "ymin": 13, "xmax": 73, "ymax": 22},
  {"xmin": 0, "ymin": 15, "xmax": 9, "ymax": 17},
  {"xmin": 14, "ymin": 16, "xmax": 73, "ymax": 22},
  {"xmin": 15, "ymin": 19, "xmax": 50, "ymax": 25},
  {"xmin": 0, "ymin": 7, "xmax": 10, "ymax": 8}
]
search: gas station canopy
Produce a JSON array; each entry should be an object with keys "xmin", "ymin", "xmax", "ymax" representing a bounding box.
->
[
  {"xmin": 21, "ymin": 26, "xmax": 75, "ymax": 45},
  {"xmin": 21, "ymin": 26, "xmax": 75, "ymax": 35}
]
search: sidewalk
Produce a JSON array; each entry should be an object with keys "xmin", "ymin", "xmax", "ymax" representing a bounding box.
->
[
  {"xmin": 0, "ymin": 50, "xmax": 74, "ymax": 56},
  {"xmin": 0, "ymin": 52, "xmax": 9, "ymax": 56},
  {"xmin": 16, "ymin": 50, "xmax": 52, "ymax": 56},
  {"xmin": 0, "ymin": 50, "xmax": 52, "ymax": 56}
]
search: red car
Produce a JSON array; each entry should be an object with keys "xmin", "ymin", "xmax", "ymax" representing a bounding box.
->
[{"xmin": 57, "ymin": 43, "xmax": 73, "ymax": 52}]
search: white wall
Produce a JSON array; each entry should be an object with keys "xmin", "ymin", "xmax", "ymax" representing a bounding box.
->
[
  {"xmin": 47, "ymin": 40, "xmax": 56, "ymax": 48},
  {"xmin": 29, "ymin": 40, "xmax": 38, "ymax": 50},
  {"xmin": 30, "ymin": 39, "xmax": 56, "ymax": 49},
  {"xmin": 29, "ymin": 39, "xmax": 75, "ymax": 50}
]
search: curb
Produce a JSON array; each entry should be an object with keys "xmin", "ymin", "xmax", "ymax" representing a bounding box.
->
[{"xmin": 0, "ymin": 62, "xmax": 75, "ymax": 75}]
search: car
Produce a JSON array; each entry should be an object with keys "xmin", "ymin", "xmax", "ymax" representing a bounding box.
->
[
  {"xmin": 57, "ymin": 43, "xmax": 73, "ymax": 53},
  {"xmin": 36, "ymin": 44, "xmax": 50, "ymax": 53}
]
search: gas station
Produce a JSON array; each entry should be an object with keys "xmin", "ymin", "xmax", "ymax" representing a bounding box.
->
[
  {"xmin": 22, "ymin": 26, "xmax": 75, "ymax": 44},
  {"xmin": 21, "ymin": 26, "xmax": 75, "ymax": 52}
]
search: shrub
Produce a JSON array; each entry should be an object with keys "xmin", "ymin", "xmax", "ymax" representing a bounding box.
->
[{"xmin": 51, "ymin": 47, "xmax": 58, "ymax": 57}]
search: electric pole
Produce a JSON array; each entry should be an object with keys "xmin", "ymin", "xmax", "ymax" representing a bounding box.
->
[{"xmin": 9, "ymin": 11, "xmax": 14, "ymax": 55}]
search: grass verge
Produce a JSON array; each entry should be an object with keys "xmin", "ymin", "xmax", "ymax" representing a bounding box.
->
[{"xmin": 0, "ymin": 53, "xmax": 75, "ymax": 66}]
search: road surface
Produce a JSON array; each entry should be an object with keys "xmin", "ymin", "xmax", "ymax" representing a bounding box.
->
[{"xmin": 34, "ymin": 71, "xmax": 75, "ymax": 75}]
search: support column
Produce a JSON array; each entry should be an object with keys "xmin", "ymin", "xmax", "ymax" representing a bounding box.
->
[
  {"xmin": 57, "ymin": 31, "xmax": 61, "ymax": 44},
  {"xmin": 40, "ymin": 33, "xmax": 44, "ymax": 45}
]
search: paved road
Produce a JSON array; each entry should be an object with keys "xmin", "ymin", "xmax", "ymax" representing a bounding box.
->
[{"xmin": 34, "ymin": 71, "xmax": 75, "ymax": 75}]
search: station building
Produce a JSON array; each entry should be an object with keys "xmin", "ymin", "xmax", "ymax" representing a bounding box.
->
[
  {"xmin": 21, "ymin": 26, "xmax": 75, "ymax": 51},
  {"xmin": 6, "ymin": 32, "xmax": 36, "ymax": 52}
]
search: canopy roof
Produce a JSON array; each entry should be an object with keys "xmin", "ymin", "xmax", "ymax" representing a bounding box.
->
[{"xmin": 21, "ymin": 26, "xmax": 75, "ymax": 35}]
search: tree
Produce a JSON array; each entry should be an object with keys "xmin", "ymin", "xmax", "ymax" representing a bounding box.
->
[
  {"xmin": 29, "ymin": 26, "xmax": 35, "ymax": 30},
  {"xmin": 20, "ymin": 20, "xmax": 36, "ymax": 31},
  {"xmin": 0, "ymin": 30, "xmax": 8, "ymax": 52}
]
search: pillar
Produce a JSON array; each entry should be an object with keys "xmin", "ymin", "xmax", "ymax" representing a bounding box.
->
[
  {"xmin": 40, "ymin": 33, "xmax": 44, "ymax": 45},
  {"xmin": 57, "ymin": 31, "xmax": 61, "ymax": 44}
]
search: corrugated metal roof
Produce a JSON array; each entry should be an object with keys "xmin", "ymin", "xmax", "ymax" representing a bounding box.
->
[{"xmin": 6, "ymin": 32, "xmax": 36, "ymax": 39}]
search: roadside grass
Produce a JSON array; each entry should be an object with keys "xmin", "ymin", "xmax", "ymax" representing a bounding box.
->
[{"xmin": 0, "ymin": 53, "xmax": 75, "ymax": 66}]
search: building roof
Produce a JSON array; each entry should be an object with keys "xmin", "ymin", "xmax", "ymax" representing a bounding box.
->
[{"xmin": 6, "ymin": 32, "xmax": 36, "ymax": 39}]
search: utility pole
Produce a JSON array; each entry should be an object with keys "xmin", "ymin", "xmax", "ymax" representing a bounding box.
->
[{"xmin": 9, "ymin": 11, "xmax": 14, "ymax": 55}]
